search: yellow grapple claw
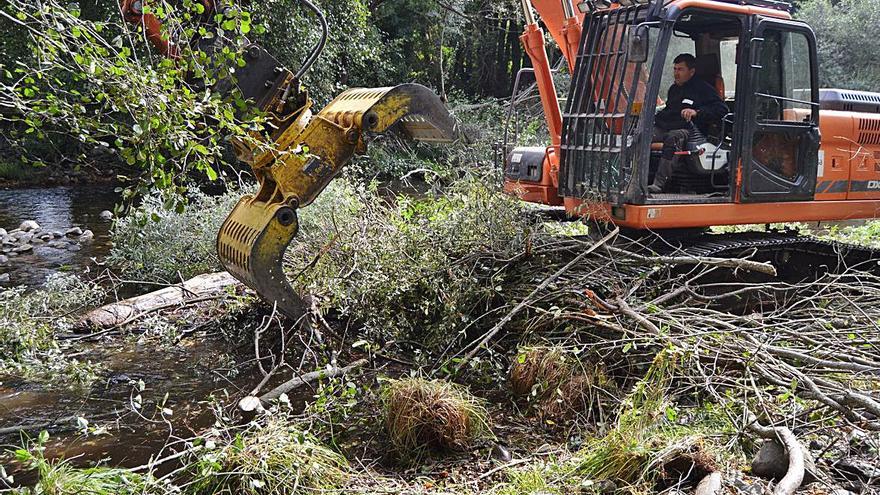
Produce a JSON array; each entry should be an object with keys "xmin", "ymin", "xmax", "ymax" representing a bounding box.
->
[{"xmin": 218, "ymin": 83, "xmax": 456, "ymax": 321}]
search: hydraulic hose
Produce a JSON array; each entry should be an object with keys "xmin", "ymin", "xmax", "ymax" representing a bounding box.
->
[{"xmin": 295, "ymin": 0, "xmax": 328, "ymax": 79}]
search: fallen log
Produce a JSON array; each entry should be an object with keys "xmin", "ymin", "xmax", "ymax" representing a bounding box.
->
[{"xmin": 77, "ymin": 271, "xmax": 241, "ymax": 331}]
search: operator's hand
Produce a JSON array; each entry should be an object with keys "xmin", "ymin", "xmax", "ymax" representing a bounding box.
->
[{"xmin": 681, "ymin": 108, "xmax": 698, "ymax": 122}]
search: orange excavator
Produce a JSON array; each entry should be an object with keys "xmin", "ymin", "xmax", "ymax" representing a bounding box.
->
[
  {"xmin": 504, "ymin": 0, "xmax": 880, "ymax": 230},
  {"xmin": 504, "ymin": 0, "xmax": 880, "ymax": 231},
  {"xmin": 123, "ymin": 0, "xmax": 879, "ymax": 318}
]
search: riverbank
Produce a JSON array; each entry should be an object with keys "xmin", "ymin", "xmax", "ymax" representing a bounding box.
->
[{"xmin": 1, "ymin": 177, "xmax": 878, "ymax": 494}]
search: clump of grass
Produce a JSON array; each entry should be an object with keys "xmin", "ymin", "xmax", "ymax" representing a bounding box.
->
[
  {"xmin": 382, "ymin": 377, "xmax": 490, "ymax": 463},
  {"xmin": 489, "ymin": 458, "xmax": 582, "ymax": 495},
  {"xmin": 10, "ymin": 432, "xmax": 154, "ymax": 494},
  {"xmin": 509, "ymin": 346, "xmax": 569, "ymax": 397},
  {"xmin": 510, "ymin": 346, "xmax": 617, "ymax": 425},
  {"xmin": 572, "ymin": 348, "xmax": 718, "ymax": 489},
  {"xmin": 187, "ymin": 415, "xmax": 348, "ymax": 494}
]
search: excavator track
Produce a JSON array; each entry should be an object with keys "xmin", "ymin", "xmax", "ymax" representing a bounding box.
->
[{"xmin": 643, "ymin": 229, "xmax": 880, "ymax": 280}]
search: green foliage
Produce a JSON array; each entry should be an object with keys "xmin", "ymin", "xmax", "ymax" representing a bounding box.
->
[
  {"xmin": 107, "ymin": 187, "xmax": 251, "ymax": 283},
  {"xmin": 251, "ymin": 0, "xmax": 390, "ymax": 105},
  {"xmin": 796, "ymin": 0, "xmax": 880, "ymax": 90},
  {"xmin": 489, "ymin": 457, "xmax": 583, "ymax": 495},
  {"xmin": 290, "ymin": 175, "xmax": 534, "ymax": 350},
  {"xmin": 0, "ymin": 0, "xmax": 262, "ymax": 198},
  {"xmin": 374, "ymin": 0, "xmax": 527, "ymax": 98},
  {"xmin": 0, "ymin": 161, "xmax": 36, "ymax": 180},
  {"xmin": 817, "ymin": 220, "xmax": 880, "ymax": 248},
  {"xmin": 186, "ymin": 414, "xmax": 349, "ymax": 494},
  {"xmin": 0, "ymin": 273, "xmax": 103, "ymax": 383},
  {"xmin": 10, "ymin": 434, "xmax": 152, "ymax": 494}
]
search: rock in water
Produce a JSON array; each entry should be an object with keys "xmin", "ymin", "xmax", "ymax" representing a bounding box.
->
[
  {"xmin": 0, "ymin": 254, "xmax": 8, "ymax": 265},
  {"xmin": 0, "ymin": 228, "xmax": 6, "ymax": 237},
  {"xmin": 99, "ymin": 210, "xmax": 113, "ymax": 221},
  {"xmin": 752, "ymin": 439, "xmax": 818, "ymax": 484},
  {"xmin": 0, "ymin": 273, "xmax": 9, "ymax": 283},
  {"xmin": 65, "ymin": 227, "xmax": 83, "ymax": 237},
  {"xmin": 19, "ymin": 220, "xmax": 40, "ymax": 232},
  {"xmin": 79, "ymin": 229, "xmax": 94, "ymax": 242},
  {"xmin": 13, "ymin": 244, "xmax": 33, "ymax": 253}
]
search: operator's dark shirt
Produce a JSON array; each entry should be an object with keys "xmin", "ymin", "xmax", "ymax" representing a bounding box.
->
[{"xmin": 655, "ymin": 77, "xmax": 729, "ymax": 136}]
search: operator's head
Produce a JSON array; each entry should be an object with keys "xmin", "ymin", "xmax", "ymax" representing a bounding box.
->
[{"xmin": 672, "ymin": 53, "xmax": 697, "ymax": 86}]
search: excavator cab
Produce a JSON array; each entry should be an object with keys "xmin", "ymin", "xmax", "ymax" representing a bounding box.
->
[{"xmin": 559, "ymin": 0, "xmax": 818, "ymax": 210}]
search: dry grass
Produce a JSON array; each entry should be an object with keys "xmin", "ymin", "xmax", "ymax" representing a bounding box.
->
[
  {"xmin": 381, "ymin": 377, "xmax": 490, "ymax": 463},
  {"xmin": 509, "ymin": 346, "xmax": 617, "ymax": 425}
]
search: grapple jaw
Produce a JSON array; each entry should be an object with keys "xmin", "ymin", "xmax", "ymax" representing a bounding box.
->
[
  {"xmin": 218, "ymin": 199, "xmax": 304, "ymax": 320},
  {"xmin": 218, "ymin": 83, "xmax": 456, "ymax": 321}
]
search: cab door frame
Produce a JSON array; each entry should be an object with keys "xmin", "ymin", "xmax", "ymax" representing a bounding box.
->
[{"xmin": 737, "ymin": 16, "xmax": 820, "ymax": 203}]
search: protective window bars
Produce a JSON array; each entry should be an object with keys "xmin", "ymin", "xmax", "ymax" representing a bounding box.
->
[{"xmin": 560, "ymin": 4, "xmax": 646, "ymax": 203}]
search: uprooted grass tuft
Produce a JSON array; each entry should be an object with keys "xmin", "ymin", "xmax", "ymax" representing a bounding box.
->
[
  {"xmin": 572, "ymin": 348, "xmax": 718, "ymax": 489},
  {"xmin": 186, "ymin": 415, "xmax": 349, "ymax": 494},
  {"xmin": 382, "ymin": 377, "xmax": 490, "ymax": 463},
  {"xmin": 509, "ymin": 346, "xmax": 568, "ymax": 397},
  {"xmin": 510, "ymin": 346, "xmax": 617, "ymax": 425}
]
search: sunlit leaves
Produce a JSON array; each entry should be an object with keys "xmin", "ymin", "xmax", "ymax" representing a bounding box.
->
[{"xmin": 1, "ymin": 0, "xmax": 266, "ymax": 203}]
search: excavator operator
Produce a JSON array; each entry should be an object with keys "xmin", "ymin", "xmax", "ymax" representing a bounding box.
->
[{"xmin": 649, "ymin": 53, "xmax": 729, "ymax": 194}]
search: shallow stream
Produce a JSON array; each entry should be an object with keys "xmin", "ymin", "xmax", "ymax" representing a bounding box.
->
[
  {"xmin": 0, "ymin": 186, "xmax": 119, "ymax": 287},
  {"xmin": 0, "ymin": 185, "xmax": 267, "ymax": 486}
]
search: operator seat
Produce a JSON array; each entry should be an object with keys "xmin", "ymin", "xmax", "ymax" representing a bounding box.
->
[
  {"xmin": 648, "ymin": 54, "xmax": 728, "ymax": 193},
  {"xmin": 695, "ymin": 54, "xmax": 724, "ymax": 99},
  {"xmin": 650, "ymin": 54, "xmax": 725, "ymax": 153}
]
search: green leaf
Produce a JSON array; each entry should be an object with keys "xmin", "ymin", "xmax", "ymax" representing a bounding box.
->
[{"xmin": 204, "ymin": 165, "xmax": 218, "ymax": 181}]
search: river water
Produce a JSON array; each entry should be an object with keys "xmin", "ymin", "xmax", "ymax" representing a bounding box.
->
[
  {"xmin": 0, "ymin": 186, "xmax": 120, "ymax": 288},
  {"xmin": 0, "ymin": 185, "xmax": 265, "ymax": 486}
]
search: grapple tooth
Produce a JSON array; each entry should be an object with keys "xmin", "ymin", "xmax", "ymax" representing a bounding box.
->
[{"xmin": 217, "ymin": 195, "xmax": 305, "ymax": 321}]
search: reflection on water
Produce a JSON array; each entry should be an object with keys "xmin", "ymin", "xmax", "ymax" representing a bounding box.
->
[
  {"xmin": 0, "ymin": 336, "xmax": 259, "ymax": 482},
  {"xmin": 0, "ymin": 186, "xmax": 120, "ymax": 288}
]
